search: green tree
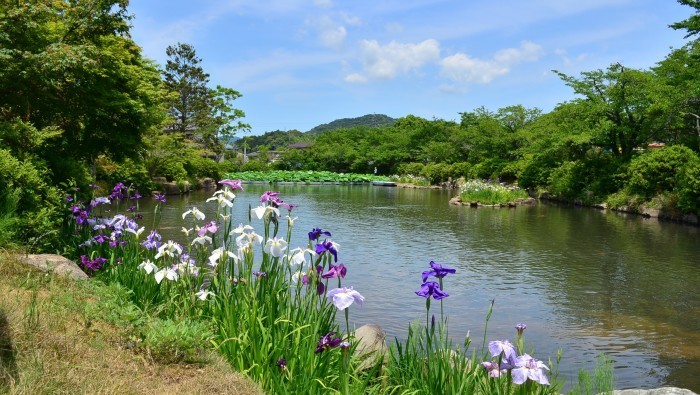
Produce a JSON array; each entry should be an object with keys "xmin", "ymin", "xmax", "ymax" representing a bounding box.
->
[
  {"xmin": 554, "ymin": 64, "xmax": 668, "ymax": 157},
  {"xmin": 163, "ymin": 43, "xmax": 248, "ymax": 154},
  {"xmin": 0, "ymin": 0, "xmax": 166, "ymax": 182},
  {"xmin": 669, "ymin": 0, "xmax": 700, "ymax": 38}
]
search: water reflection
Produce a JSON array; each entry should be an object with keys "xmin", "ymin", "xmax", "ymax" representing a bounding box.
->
[{"xmin": 134, "ymin": 185, "xmax": 700, "ymax": 391}]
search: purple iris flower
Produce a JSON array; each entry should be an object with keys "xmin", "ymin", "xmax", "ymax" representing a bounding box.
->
[
  {"xmin": 219, "ymin": 179, "xmax": 244, "ymax": 191},
  {"xmin": 308, "ymin": 228, "xmax": 332, "ymax": 241},
  {"xmin": 315, "ymin": 240, "xmax": 338, "ymax": 262},
  {"xmin": 80, "ymin": 255, "xmax": 106, "ymax": 272},
  {"xmin": 90, "ymin": 196, "xmax": 110, "ymax": 208},
  {"xmin": 488, "ymin": 340, "xmax": 518, "ymax": 365},
  {"xmin": 66, "ymin": 195, "xmax": 73, "ymax": 202},
  {"xmin": 481, "ymin": 361, "xmax": 510, "ymax": 378},
  {"xmin": 276, "ymin": 358, "xmax": 287, "ymax": 371},
  {"xmin": 515, "ymin": 323, "xmax": 527, "ymax": 336},
  {"xmin": 127, "ymin": 205, "xmax": 137, "ymax": 212},
  {"xmin": 130, "ymin": 192, "xmax": 142, "ymax": 200},
  {"xmin": 421, "ymin": 261, "xmax": 456, "ymax": 282},
  {"xmin": 321, "ymin": 264, "xmax": 347, "ymax": 279},
  {"xmin": 415, "ymin": 281, "xmax": 449, "ymax": 300},
  {"xmin": 198, "ymin": 221, "xmax": 218, "ymax": 237},
  {"xmin": 511, "ymin": 354, "xmax": 550, "ymax": 385},
  {"xmin": 93, "ymin": 234, "xmax": 108, "ymax": 244},
  {"xmin": 141, "ymin": 230, "xmax": 162, "ymax": 250},
  {"xmin": 154, "ymin": 193, "xmax": 166, "ymax": 203},
  {"xmin": 315, "ymin": 331, "xmax": 343, "ymax": 353},
  {"xmin": 260, "ymin": 190, "xmax": 280, "ymax": 203},
  {"xmin": 278, "ymin": 201, "xmax": 295, "ymax": 212}
]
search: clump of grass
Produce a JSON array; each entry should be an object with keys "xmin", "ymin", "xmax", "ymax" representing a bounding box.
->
[{"xmin": 460, "ymin": 179, "xmax": 529, "ymax": 205}]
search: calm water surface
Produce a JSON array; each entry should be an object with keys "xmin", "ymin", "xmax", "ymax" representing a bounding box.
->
[{"xmin": 141, "ymin": 184, "xmax": 700, "ymax": 391}]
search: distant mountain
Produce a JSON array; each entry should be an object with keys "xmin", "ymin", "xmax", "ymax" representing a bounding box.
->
[{"xmin": 307, "ymin": 114, "xmax": 395, "ymax": 135}]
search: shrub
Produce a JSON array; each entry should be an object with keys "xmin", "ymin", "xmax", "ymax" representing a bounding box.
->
[
  {"xmin": 627, "ymin": 145, "xmax": 699, "ymax": 198},
  {"xmin": 241, "ymin": 159, "xmax": 269, "ymax": 172},
  {"xmin": 420, "ymin": 163, "xmax": 453, "ymax": 184},
  {"xmin": 96, "ymin": 156, "xmax": 153, "ymax": 191},
  {"xmin": 397, "ymin": 162, "xmax": 425, "ymax": 176},
  {"xmin": 184, "ymin": 155, "xmax": 221, "ymax": 180},
  {"xmin": 677, "ymin": 156, "xmax": 700, "ymax": 213}
]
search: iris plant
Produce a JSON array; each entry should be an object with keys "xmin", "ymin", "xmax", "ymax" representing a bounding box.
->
[
  {"xmin": 315, "ymin": 331, "xmax": 343, "ymax": 354},
  {"xmin": 511, "ymin": 354, "xmax": 550, "ymax": 385}
]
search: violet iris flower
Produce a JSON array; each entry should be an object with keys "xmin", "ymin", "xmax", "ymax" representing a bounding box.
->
[
  {"xmin": 308, "ymin": 228, "xmax": 331, "ymax": 241},
  {"xmin": 415, "ymin": 281, "xmax": 449, "ymax": 300},
  {"xmin": 315, "ymin": 331, "xmax": 343, "ymax": 353},
  {"xmin": 154, "ymin": 193, "xmax": 166, "ymax": 203},
  {"xmin": 515, "ymin": 323, "xmax": 527, "ymax": 336},
  {"xmin": 321, "ymin": 263, "xmax": 347, "ymax": 279},
  {"xmin": 142, "ymin": 230, "xmax": 162, "ymax": 250},
  {"xmin": 219, "ymin": 179, "xmax": 244, "ymax": 191},
  {"xmin": 421, "ymin": 261, "xmax": 457, "ymax": 282},
  {"xmin": 511, "ymin": 354, "xmax": 550, "ymax": 385},
  {"xmin": 260, "ymin": 190, "xmax": 280, "ymax": 203},
  {"xmin": 198, "ymin": 221, "xmax": 218, "ymax": 237},
  {"xmin": 326, "ymin": 286, "xmax": 364, "ymax": 310},
  {"xmin": 488, "ymin": 340, "xmax": 518, "ymax": 364},
  {"xmin": 315, "ymin": 240, "xmax": 338, "ymax": 262},
  {"xmin": 80, "ymin": 255, "xmax": 106, "ymax": 272},
  {"xmin": 481, "ymin": 361, "xmax": 509, "ymax": 378}
]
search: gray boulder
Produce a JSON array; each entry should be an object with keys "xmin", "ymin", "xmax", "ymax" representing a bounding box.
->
[
  {"xmin": 17, "ymin": 254, "xmax": 88, "ymax": 280},
  {"xmin": 354, "ymin": 324, "xmax": 388, "ymax": 370},
  {"xmin": 612, "ymin": 388, "xmax": 697, "ymax": 395}
]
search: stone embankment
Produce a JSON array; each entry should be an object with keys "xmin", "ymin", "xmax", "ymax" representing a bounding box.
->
[{"xmin": 448, "ymin": 195, "xmax": 536, "ymax": 208}]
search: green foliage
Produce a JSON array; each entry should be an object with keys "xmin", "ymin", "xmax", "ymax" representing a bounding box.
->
[
  {"xmin": 396, "ymin": 162, "xmax": 425, "ymax": 176},
  {"xmin": 677, "ymin": 155, "xmax": 700, "ymax": 212},
  {"xmin": 241, "ymin": 159, "xmax": 270, "ymax": 172},
  {"xmin": 163, "ymin": 43, "xmax": 248, "ymax": 154},
  {"xmin": 420, "ymin": 162, "xmax": 454, "ymax": 184},
  {"xmin": 225, "ymin": 170, "xmax": 389, "ymax": 183},
  {"xmin": 96, "ymin": 156, "xmax": 153, "ymax": 191},
  {"xmin": 307, "ymin": 114, "xmax": 395, "ymax": 135},
  {"xmin": 0, "ymin": 148, "xmax": 62, "ymax": 248},
  {"xmin": 183, "ymin": 156, "xmax": 221, "ymax": 180},
  {"xmin": 626, "ymin": 145, "xmax": 699, "ymax": 198},
  {"xmin": 568, "ymin": 355, "xmax": 614, "ymax": 395},
  {"xmin": 547, "ymin": 153, "xmax": 623, "ymax": 203},
  {"xmin": 141, "ymin": 318, "xmax": 214, "ymax": 363}
]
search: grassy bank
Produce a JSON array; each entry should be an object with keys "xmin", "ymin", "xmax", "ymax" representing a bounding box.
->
[{"xmin": 0, "ymin": 252, "xmax": 262, "ymax": 395}]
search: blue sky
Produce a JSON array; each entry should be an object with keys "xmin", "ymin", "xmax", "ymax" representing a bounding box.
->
[{"xmin": 128, "ymin": 0, "xmax": 692, "ymax": 135}]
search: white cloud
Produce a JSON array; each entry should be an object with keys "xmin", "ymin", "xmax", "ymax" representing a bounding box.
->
[
  {"xmin": 440, "ymin": 41, "xmax": 544, "ymax": 84},
  {"xmin": 348, "ymin": 39, "xmax": 441, "ymax": 81},
  {"xmin": 307, "ymin": 15, "xmax": 348, "ymax": 49},
  {"xmin": 313, "ymin": 0, "xmax": 333, "ymax": 8},
  {"xmin": 344, "ymin": 73, "xmax": 368, "ymax": 83}
]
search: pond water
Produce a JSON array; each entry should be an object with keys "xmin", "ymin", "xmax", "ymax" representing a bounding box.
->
[{"xmin": 136, "ymin": 184, "xmax": 700, "ymax": 391}]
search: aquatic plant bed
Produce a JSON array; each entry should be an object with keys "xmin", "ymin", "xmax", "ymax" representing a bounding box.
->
[
  {"xmin": 456, "ymin": 179, "xmax": 531, "ymax": 206},
  {"xmin": 225, "ymin": 170, "xmax": 390, "ymax": 183}
]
